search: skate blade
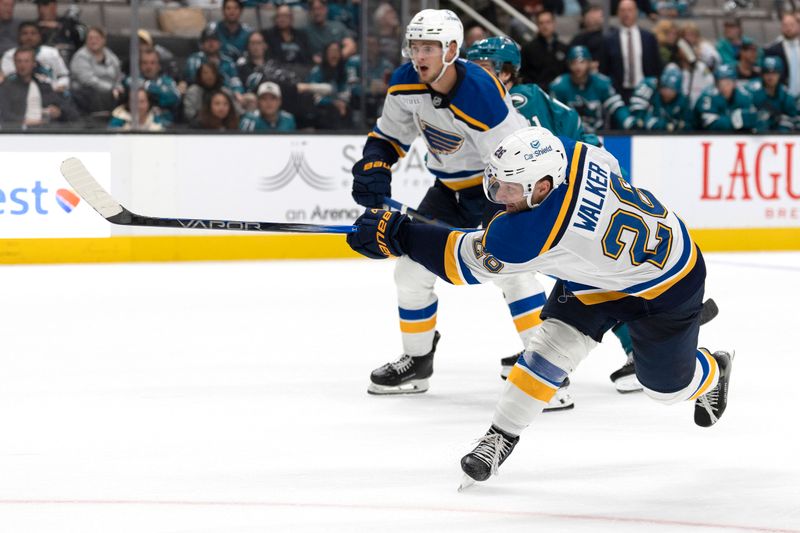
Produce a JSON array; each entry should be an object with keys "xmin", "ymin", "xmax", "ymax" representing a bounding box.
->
[
  {"xmin": 543, "ymin": 401, "xmax": 575, "ymax": 412},
  {"xmin": 367, "ymin": 379, "xmax": 430, "ymax": 395},
  {"xmin": 614, "ymin": 374, "xmax": 643, "ymax": 394},
  {"xmin": 458, "ymin": 474, "xmax": 476, "ymax": 492}
]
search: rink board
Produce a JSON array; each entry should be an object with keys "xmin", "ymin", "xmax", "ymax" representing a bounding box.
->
[{"xmin": 0, "ymin": 134, "xmax": 798, "ymax": 264}]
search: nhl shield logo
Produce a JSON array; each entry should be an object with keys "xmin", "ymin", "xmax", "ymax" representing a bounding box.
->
[{"xmin": 432, "ymin": 96, "xmax": 442, "ymax": 107}]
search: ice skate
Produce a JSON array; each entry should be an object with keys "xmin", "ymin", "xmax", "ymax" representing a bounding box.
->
[
  {"xmin": 694, "ymin": 350, "xmax": 734, "ymax": 427},
  {"xmin": 609, "ymin": 355, "xmax": 643, "ymax": 393},
  {"xmin": 502, "ymin": 352, "xmax": 574, "ymax": 411},
  {"xmin": 459, "ymin": 425, "xmax": 519, "ymax": 488},
  {"xmin": 367, "ymin": 332, "xmax": 440, "ymax": 395}
]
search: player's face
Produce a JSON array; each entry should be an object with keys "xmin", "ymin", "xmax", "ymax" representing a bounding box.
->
[
  {"xmin": 472, "ymin": 58, "xmax": 497, "ymax": 75},
  {"xmin": 659, "ymin": 87, "xmax": 677, "ymax": 103},
  {"xmin": 569, "ymin": 59, "xmax": 589, "ymax": 79},
  {"xmin": 492, "ymin": 180, "xmax": 527, "ymax": 212},
  {"xmin": 408, "ymin": 40, "xmax": 444, "ymax": 83}
]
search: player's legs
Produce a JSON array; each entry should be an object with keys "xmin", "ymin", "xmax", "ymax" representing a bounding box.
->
[
  {"xmin": 627, "ymin": 286, "xmax": 716, "ymax": 403},
  {"xmin": 395, "ymin": 255, "xmax": 439, "ymax": 356}
]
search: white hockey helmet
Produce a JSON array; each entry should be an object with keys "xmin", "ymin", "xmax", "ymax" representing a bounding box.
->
[
  {"xmin": 483, "ymin": 126, "xmax": 568, "ymax": 208},
  {"xmin": 402, "ymin": 9, "xmax": 464, "ymax": 83}
]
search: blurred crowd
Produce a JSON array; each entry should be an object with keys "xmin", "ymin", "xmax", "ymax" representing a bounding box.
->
[{"xmin": 0, "ymin": 0, "xmax": 797, "ymax": 132}]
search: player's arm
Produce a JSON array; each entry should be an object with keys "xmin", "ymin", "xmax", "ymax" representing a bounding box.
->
[
  {"xmin": 601, "ymin": 83, "xmax": 636, "ymax": 130},
  {"xmin": 542, "ymin": 87, "xmax": 601, "ymax": 146},
  {"xmin": 351, "ymin": 78, "xmax": 417, "ymax": 208}
]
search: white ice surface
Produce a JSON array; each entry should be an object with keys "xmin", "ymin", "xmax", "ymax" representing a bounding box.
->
[{"xmin": 1, "ymin": 253, "xmax": 799, "ymax": 533}]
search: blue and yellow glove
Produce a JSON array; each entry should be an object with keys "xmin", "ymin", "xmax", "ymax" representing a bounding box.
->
[
  {"xmin": 352, "ymin": 158, "xmax": 392, "ymax": 208},
  {"xmin": 347, "ymin": 209, "xmax": 408, "ymax": 259}
]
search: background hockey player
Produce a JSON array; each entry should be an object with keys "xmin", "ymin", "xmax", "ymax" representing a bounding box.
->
[
  {"xmin": 549, "ymin": 46, "xmax": 635, "ymax": 134},
  {"xmin": 350, "ymin": 10, "xmax": 571, "ymax": 411},
  {"xmin": 747, "ymin": 56, "xmax": 798, "ymax": 132},
  {"xmin": 628, "ymin": 66, "xmax": 693, "ymax": 131},
  {"xmin": 346, "ymin": 126, "xmax": 734, "ymax": 488},
  {"xmin": 693, "ymin": 63, "xmax": 758, "ymax": 131}
]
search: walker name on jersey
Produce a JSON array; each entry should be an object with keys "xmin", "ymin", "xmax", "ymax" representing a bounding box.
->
[
  {"xmin": 0, "ymin": 182, "xmax": 78, "ymax": 215},
  {"xmin": 572, "ymin": 161, "xmax": 609, "ymax": 235}
]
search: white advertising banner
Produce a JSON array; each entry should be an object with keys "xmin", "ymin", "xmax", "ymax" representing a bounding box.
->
[
  {"xmin": 632, "ymin": 136, "xmax": 800, "ymax": 228},
  {"xmin": 0, "ymin": 151, "xmax": 112, "ymax": 238},
  {"xmin": 169, "ymin": 135, "xmax": 434, "ymax": 224}
]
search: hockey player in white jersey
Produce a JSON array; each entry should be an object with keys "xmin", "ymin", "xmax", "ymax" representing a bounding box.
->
[
  {"xmin": 351, "ymin": 10, "xmax": 572, "ymax": 411},
  {"xmin": 347, "ymin": 126, "xmax": 734, "ymax": 487}
]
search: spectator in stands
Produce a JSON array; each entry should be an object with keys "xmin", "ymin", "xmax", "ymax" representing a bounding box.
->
[
  {"xmin": 0, "ymin": 0, "xmax": 19, "ymax": 58},
  {"xmin": 653, "ymin": 19, "xmax": 680, "ymax": 66},
  {"xmin": 345, "ymin": 34, "xmax": 393, "ymax": 123},
  {"xmin": 108, "ymin": 87, "xmax": 167, "ymax": 131},
  {"xmin": 264, "ymin": 5, "xmax": 312, "ymax": 68},
  {"xmin": 1, "ymin": 21, "xmax": 69, "ymax": 92},
  {"xmin": 629, "ymin": 66, "xmax": 692, "ymax": 130},
  {"xmin": 373, "ymin": 2, "xmax": 401, "ymax": 63},
  {"xmin": 136, "ymin": 29, "xmax": 178, "ymax": 81},
  {"xmin": 35, "ymin": 0, "xmax": 85, "ymax": 64},
  {"xmin": 735, "ymin": 41, "xmax": 761, "ymax": 87},
  {"xmin": 125, "ymin": 48, "xmax": 181, "ymax": 122},
  {"xmin": 463, "ymin": 25, "xmax": 487, "ymax": 57},
  {"xmin": 680, "ymin": 21, "xmax": 720, "ymax": 71},
  {"xmin": 239, "ymin": 81, "xmax": 296, "ymax": 132},
  {"xmin": 610, "ymin": 0, "xmax": 656, "ymax": 18},
  {"xmin": 569, "ymin": 5, "xmax": 605, "ymax": 71},
  {"xmin": 764, "ymin": 12, "xmax": 800, "ymax": 96},
  {"xmin": 308, "ymin": 40, "xmax": 350, "ymax": 129},
  {"xmin": 674, "ymin": 37, "xmax": 715, "ymax": 106},
  {"xmin": 185, "ymin": 26, "xmax": 244, "ymax": 98},
  {"xmin": 0, "ymin": 46, "xmax": 76, "ymax": 126},
  {"xmin": 602, "ymin": 0, "xmax": 662, "ymax": 102},
  {"xmin": 184, "ymin": 62, "xmax": 231, "ymax": 124},
  {"xmin": 520, "ymin": 11, "xmax": 567, "ymax": 90},
  {"xmin": 307, "ymin": 0, "xmax": 356, "ymax": 63},
  {"xmin": 70, "ymin": 27, "xmax": 122, "ymax": 114},
  {"xmin": 749, "ymin": 56, "xmax": 797, "ymax": 131},
  {"xmin": 653, "ymin": 0, "xmax": 689, "ymax": 19},
  {"xmin": 245, "ymin": 59, "xmax": 321, "ymax": 129},
  {"xmin": 237, "ymin": 30, "xmax": 269, "ymax": 88},
  {"xmin": 550, "ymin": 46, "xmax": 635, "ymax": 132},
  {"xmin": 214, "ymin": 0, "xmax": 251, "ymax": 61},
  {"xmin": 693, "ymin": 63, "xmax": 758, "ymax": 131},
  {"xmin": 716, "ymin": 18, "xmax": 762, "ymax": 67},
  {"xmin": 195, "ymin": 89, "xmax": 239, "ymax": 130}
]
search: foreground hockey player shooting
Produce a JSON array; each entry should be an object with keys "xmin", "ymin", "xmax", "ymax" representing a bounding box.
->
[{"xmin": 347, "ymin": 127, "xmax": 734, "ymax": 489}]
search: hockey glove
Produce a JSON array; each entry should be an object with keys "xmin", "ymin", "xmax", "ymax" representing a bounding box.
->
[
  {"xmin": 347, "ymin": 209, "xmax": 408, "ymax": 259},
  {"xmin": 352, "ymin": 158, "xmax": 392, "ymax": 208}
]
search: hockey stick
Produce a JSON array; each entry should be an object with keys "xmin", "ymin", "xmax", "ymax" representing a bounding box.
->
[
  {"xmin": 382, "ymin": 197, "xmax": 452, "ymax": 228},
  {"xmin": 60, "ymin": 158, "xmax": 357, "ymax": 234}
]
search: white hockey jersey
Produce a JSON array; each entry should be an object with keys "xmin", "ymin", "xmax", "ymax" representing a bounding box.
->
[
  {"xmin": 369, "ymin": 59, "xmax": 528, "ymax": 191},
  {"xmin": 416, "ymin": 138, "xmax": 703, "ymax": 306}
]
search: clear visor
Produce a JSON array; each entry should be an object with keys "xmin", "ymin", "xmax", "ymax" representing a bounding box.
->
[
  {"xmin": 483, "ymin": 165, "xmax": 502, "ymax": 203},
  {"xmin": 402, "ymin": 41, "xmax": 443, "ymax": 59}
]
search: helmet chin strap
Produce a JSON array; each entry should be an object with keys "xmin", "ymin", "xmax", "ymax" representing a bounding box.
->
[{"xmin": 430, "ymin": 49, "xmax": 456, "ymax": 85}]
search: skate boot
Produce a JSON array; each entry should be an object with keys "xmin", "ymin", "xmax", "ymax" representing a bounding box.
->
[
  {"xmin": 459, "ymin": 425, "xmax": 520, "ymax": 490},
  {"xmin": 694, "ymin": 350, "xmax": 734, "ymax": 427},
  {"xmin": 367, "ymin": 331, "xmax": 441, "ymax": 395},
  {"xmin": 502, "ymin": 352, "xmax": 574, "ymax": 411},
  {"xmin": 609, "ymin": 354, "xmax": 643, "ymax": 393}
]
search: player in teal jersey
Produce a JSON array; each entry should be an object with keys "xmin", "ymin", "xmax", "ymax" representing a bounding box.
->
[
  {"xmin": 628, "ymin": 66, "xmax": 693, "ymax": 131},
  {"xmin": 467, "ymin": 36, "xmax": 601, "ymax": 146},
  {"xmin": 693, "ymin": 63, "xmax": 759, "ymax": 131},
  {"xmin": 747, "ymin": 56, "xmax": 798, "ymax": 132},
  {"xmin": 549, "ymin": 46, "xmax": 635, "ymax": 133}
]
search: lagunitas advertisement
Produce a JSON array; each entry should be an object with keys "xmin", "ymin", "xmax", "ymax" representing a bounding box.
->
[
  {"xmin": 631, "ymin": 136, "xmax": 800, "ymax": 228},
  {"xmin": 0, "ymin": 152, "xmax": 111, "ymax": 238}
]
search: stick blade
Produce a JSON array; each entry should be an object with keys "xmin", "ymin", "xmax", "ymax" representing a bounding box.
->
[{"xmin": 60, "ymin": 158, "xmax": 123, "ymax": 219}]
